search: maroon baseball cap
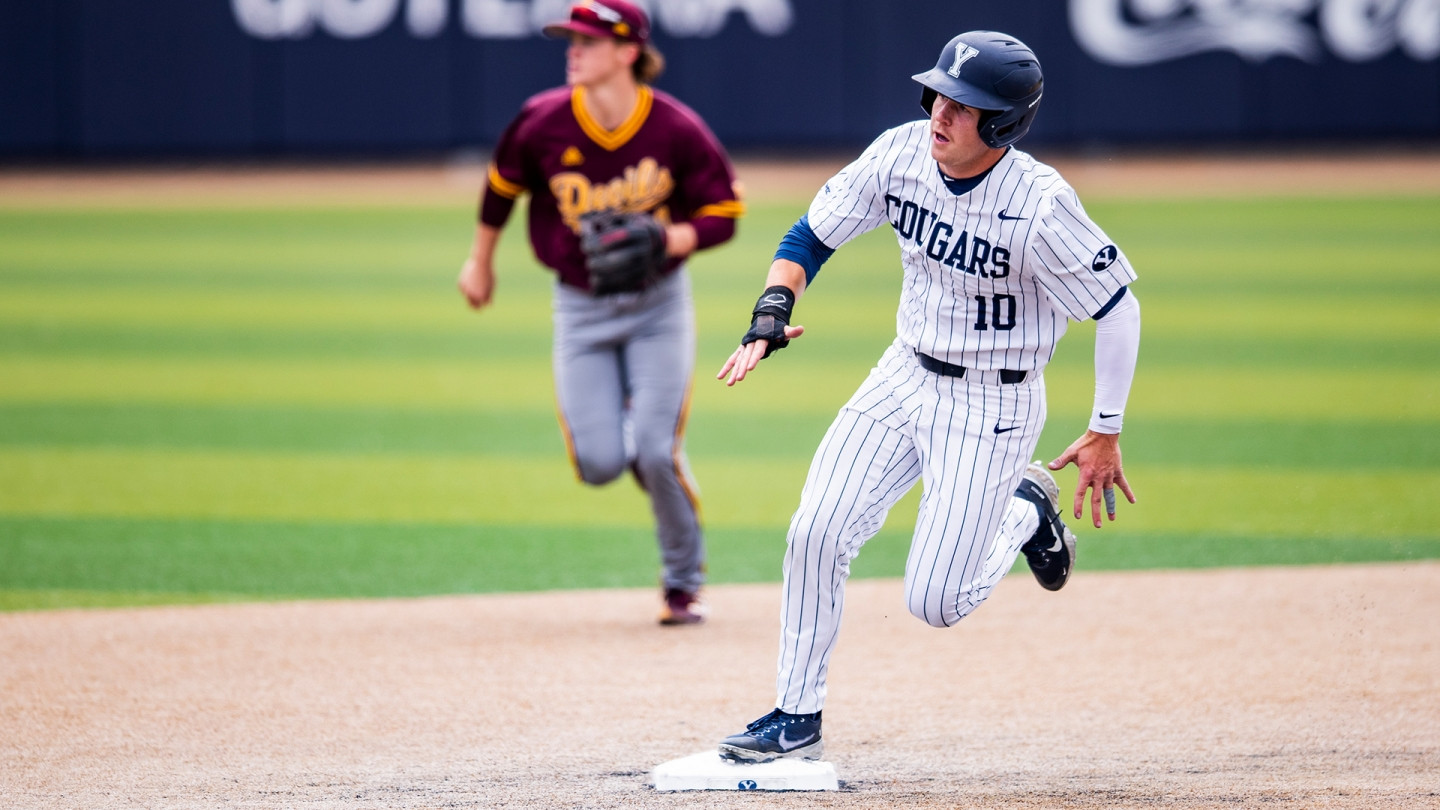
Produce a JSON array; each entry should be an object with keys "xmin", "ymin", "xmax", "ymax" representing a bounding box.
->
[{"xmin": 542, "ymin": 0, "xmax": 650, "ymax": 45}]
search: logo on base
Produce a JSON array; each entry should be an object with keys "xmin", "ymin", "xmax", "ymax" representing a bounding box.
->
[{"xmin": 738, "ymin": 779, "xmax": 758, "ymax": 790}]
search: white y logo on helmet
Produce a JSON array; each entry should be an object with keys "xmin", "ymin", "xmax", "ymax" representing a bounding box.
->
[{"xmin": 948, "ymin": 42, "xmax": 980, "ymax": 77}]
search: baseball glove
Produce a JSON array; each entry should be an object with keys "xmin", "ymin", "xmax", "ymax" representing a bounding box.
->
[{"xmin": 578, "ymin": 210, "xmax": 668, "ymax": 296}]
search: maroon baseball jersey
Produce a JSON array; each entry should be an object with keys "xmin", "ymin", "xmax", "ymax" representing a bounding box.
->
[{"xmin": 480, "ymin": 84, "xmax": 743, "ymax": 290}]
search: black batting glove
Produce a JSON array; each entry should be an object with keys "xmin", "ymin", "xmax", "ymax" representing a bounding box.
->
[{"xmin": 740, "ymin": 285, "xmax": 796, "ymax": 359}]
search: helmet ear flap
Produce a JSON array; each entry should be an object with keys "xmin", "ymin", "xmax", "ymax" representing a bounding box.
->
[
  {"xmin": 977, "ymin": 109, "xmax": 1005, "ymax": 148},
  {"xmin": 920, "ymin": 87, "xmax": 937, "ymax": 115}
]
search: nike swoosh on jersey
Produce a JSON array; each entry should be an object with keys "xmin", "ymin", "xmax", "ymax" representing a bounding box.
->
[
  {"xmin": 997, "ymin": 210, "xmax": 1027, "ymax": 221},
  {"xmin": 993, "ymin": 424, "xmax": 1020, "ymax": 434},
  {"xmin": 1099, "ymin": 411, "xmax": 1121, "ymax": 418}
]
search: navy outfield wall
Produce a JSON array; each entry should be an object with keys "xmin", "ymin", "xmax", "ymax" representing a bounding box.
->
[{"xmin": 1, "ymin": 0, "xmax": 1437, "ymax": 158}]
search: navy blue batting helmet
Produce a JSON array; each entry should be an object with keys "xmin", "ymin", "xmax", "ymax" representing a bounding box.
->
[{"xmin": 912, "ymin": 31, "xmax": 1043, "ymax": 149}]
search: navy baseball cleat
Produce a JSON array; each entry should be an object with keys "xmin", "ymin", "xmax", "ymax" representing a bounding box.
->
[
  {"xmin": 718, "ymin": 709, "xmax": 823, "ymax": 763},
  {"xmin": 1015, "ymin": 462, "xmax": 1078, "ymax": 591}
]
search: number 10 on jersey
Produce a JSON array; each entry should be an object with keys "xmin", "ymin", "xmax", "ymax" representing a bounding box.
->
[{"xmin": 973, "ymin": 293, "xmax": 1017, "ymax": 331}]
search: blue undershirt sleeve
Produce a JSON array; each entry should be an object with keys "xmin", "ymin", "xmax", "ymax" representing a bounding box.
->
[{"xmin": 773, "ymin": 215, "xmax": 836, "ymax": 285}]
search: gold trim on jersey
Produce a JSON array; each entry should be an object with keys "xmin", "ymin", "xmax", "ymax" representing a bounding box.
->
[
  {"xmin": 572, "ymin": 85, "xmax": 652, "ymax": 152},
  {"xmin": 487, "ymin": 164, "xmax": 525, "ymax": 199},
  {"xmin": 693, "ymin": 200, "xmax": 746, "ymax": 219}
]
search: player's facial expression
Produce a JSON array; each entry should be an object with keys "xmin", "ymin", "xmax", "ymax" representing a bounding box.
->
[
  {"xmin": 565, "ymin": 34, "xmax": 634, "ymax": 86},
  {"xmin": 928, "ymin": 94, "xmax": 995, "ymax": 175}
]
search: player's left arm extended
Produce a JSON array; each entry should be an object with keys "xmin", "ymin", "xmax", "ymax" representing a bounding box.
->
[{"xmin": 1050, "ymin": 287, "xmax": 1141, "ymax": 527}]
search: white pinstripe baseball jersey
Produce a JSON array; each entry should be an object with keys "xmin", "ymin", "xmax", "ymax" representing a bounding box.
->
[
  {"xmin": 757, "ymin": 120, "xmax": 1141, "ymax": 716},
  {"xmin": 719, "ymin": 32, "xmax": 1145, "ymax": 761},
  {"xmin": 806, "ymin": 121, "xmax": 1137, "ymax": 371}
]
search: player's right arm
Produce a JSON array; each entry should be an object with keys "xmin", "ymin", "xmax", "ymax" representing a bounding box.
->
[
  {"xmin": 459, "ymin": 106, "xmax": 532, "ymax": 311},
  {"xmin": 718, "ymin": 132, "xmax": 897, "ymax": 386},
  {"xmin": 457, "ymin": 223, "xmax": 502, "ymax": 310},
  {"xmin": 716, "ymin": 258, "xmax": 807, "ymax": 386}
]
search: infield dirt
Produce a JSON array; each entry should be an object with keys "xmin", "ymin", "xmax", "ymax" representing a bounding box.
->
[
  {"xmin": 3, "ymin": 563, "xmax": 1438, "ymax": 809},
  {"xmin": 3, "ymin": 154, "xmax": 1439, "ymax": 808}
]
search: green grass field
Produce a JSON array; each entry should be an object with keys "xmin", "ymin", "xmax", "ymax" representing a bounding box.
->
[{"xmin": 2, "ymin": 181, "xmax": 1438, "ymax": 611}]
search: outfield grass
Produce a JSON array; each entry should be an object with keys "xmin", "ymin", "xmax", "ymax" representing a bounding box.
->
[{"xmin": 1, "ymin": 188, "xmax": 1437, "ymax": 611}]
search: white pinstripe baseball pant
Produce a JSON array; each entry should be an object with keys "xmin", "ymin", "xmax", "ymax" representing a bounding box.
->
[{"xmin": 776, "ymin": 339, "xmax": 1045, "ymax": 714}]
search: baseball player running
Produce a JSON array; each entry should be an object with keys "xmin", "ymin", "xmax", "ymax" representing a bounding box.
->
[
  {"xmin": 715, "ymin": 30, "xmax": 1141, "ymax": 761},
  {"xmin": 457, "ymin": 0, "xmax": 744, "ymax": 625}
]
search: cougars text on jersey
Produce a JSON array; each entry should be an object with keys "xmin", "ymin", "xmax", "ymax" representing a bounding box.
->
[{"xmin": 884, "ymin": 193, "xmax": 1012, "ymax": 279}]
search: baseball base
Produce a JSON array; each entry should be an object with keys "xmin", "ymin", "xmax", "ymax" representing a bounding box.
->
[{"xmin": 650, "ymin": 751, "xmax": 838, "ymax": 791}]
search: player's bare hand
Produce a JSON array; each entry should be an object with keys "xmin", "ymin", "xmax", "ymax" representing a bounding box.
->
[
  {"xmin": 457, "ymin": 256, "xmax": 495, "ymax": 310},
  {"xmin": 716, "ymin": 325, "xmax": 804, "ymax": 386},
  {"xmin": 1049, "ymin": 430, "xmax": 1136, "ymax": 528}
]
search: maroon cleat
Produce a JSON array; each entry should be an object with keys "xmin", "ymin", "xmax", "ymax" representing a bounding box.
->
[{"xmin": 659, "ymin": 588, "xmax": 707, "ymax": 625}]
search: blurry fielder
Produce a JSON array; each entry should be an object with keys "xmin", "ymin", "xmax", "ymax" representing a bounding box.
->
[
  {"xmin": 457, "ymin": 1, "xmax": 743, "ymax": 626},
  {"xmin": 715, "ymin": 30, "xmax": 1141, "ymax": 762}
]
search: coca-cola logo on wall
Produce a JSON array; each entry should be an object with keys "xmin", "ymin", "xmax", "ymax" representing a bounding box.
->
[
  {"xmin": 230, "ymin": 0, "xmax": 1437, "ymax": 65},
  {"xmin": 231, "ymin": 0, "xmax": 794, "ymax": 39},
  {"xmin": 1070, "ymin": 0, "xmax": 1439, "ymax": 64}
]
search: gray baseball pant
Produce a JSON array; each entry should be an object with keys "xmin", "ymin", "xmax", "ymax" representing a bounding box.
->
[{"xmin": 551, "ymin": 269, "xmax": 704, "ymax": 593}]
